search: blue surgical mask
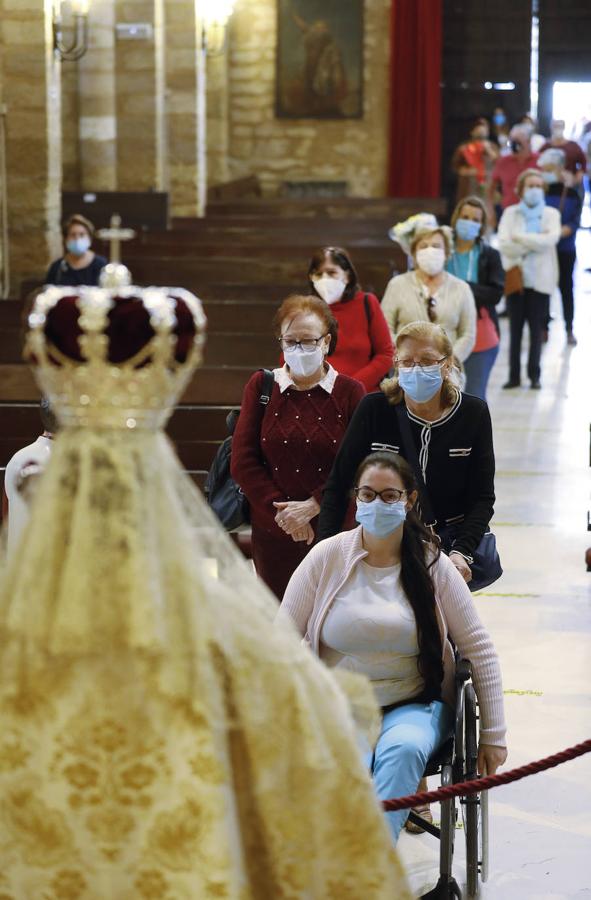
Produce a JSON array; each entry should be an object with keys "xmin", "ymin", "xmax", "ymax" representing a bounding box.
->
[
  {"xmin": 455, "ymin": 218, "xmax": 481, "ymax": 242},
  {"xmin": 493, "ymin": 113, "xmax": 506, "ymax": 126},
  {"xmin": 541, "ymin": 171, "xmax": 557, "ymax": 185},
  {"xmin": 398, "ymin": 364, "xmax": 443, "ymax": 403},
  {"xmin": 355, "ymin": 499, "xmax": 406, "ymax": 537},
  {"xmin": 522, "ymin": 186, "xmax": 545, "ymax": 208},
  {"xmin": 66, "ymin": 236, "xmax": 91, "ymax": 256}
]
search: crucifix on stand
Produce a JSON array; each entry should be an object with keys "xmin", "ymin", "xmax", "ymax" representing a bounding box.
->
[{"xmin": 97, "ymin": 214, "xmax": 136, "ymax": 288}]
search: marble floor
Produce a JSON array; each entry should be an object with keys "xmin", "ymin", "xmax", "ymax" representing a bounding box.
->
[{"xmin": 399, "ymin": 230, "xmax": 591, "ymax": 898}]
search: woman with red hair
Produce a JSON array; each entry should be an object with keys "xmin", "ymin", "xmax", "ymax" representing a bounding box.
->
[{"xmin": 232, "ymin": 294, "xmax": 365, "ymax": 599}]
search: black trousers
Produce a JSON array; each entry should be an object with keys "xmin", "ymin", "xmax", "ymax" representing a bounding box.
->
[
  {"xmin": 558, "ymin": 249, "xmax": 576, "ymax": 331},
  {"xmin": 507, "ymin": 289, "xmax": 549, "ymax": 383}
]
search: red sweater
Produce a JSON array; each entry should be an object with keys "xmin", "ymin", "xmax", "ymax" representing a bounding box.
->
[
  {"xmin": 328, "ymin": 290, "xmax": 394, "ymax": 393},
  {"xmin": 231, "ymin": 370, "xmax": 364, "ymax": 535}
]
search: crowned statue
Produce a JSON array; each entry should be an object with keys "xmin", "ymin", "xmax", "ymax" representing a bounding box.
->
[{"xmin": 0, "ymin": 234, "xmax": 410, "ymax": 897}]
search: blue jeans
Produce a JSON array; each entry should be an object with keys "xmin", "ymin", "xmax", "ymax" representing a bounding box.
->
[
  {"xmin": 464, "ymin": 344, "xmax": 499, "ymax": 401},
  {"xmin": 367, "ymin": 701, "xmax": 454, "ymax": 843}
]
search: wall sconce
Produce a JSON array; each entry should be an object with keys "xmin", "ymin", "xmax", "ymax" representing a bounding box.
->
[
  {"xmin": 53, "ymin": 0, "xmax": 90, "ymax": 62},
  {"xmin": 200, "ymin": 0, "xmax": 236, "ymax": 56}
]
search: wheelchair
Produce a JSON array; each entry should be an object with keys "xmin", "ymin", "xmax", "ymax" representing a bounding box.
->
[{"xmin": 411, "ymin": 659, "xmax": 489, "ymax": 899}]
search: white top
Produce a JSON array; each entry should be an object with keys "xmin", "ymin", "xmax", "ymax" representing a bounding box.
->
[
  {"xmin": 320, "ymin": 560, "xmax": 424, "ymax": 707},
  {"xmin": 381, "ymin": 271, "xmax": 477, "ymax": 362},
  {"xmin": 274, "ymin": 363, "xmax": 338, "ymax": 394},
  {"xmin": 4, "ymin": 435, "xmax": 52, "ymax": 556},
  {"xmin": 497, "ymin": 204, "xmax": 560, "ymax": 295}
]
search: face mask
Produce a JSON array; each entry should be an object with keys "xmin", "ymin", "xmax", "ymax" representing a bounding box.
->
[
  {"xmin": 472, "ymin": 132, "xmax": 488, "ymax": 142},
  {"xmin": 522, "ymin": 186, "xmax": 545, "ymax": 207},
  {"xmin": 355, "ymin": 498, "xmax": 406, "ymax": 538},
  {"xmin": 552, "ymin": 126, "xmax": 565, "ymax": 139},
  {"xmin": 510, "ymin": 140, "xmax": 522, "ymax": 154},
  {"xmin": 455, "ymin": 218, "xmax": 481, "ymax": 242},
  {"xmin": 398, "ymin": 363, "xmax": 443, "ymax": 403},
  {"xmin": 541, "ymin": 171, "xmax": 557, "ymax": 185},
  {"xmin": 313, "ymin": 275, "xmax": 346, "ymax": 305},
  {"xmin": 416, "ymin": 247, "xmax": 445, "ymax": 277},
  {"xmin": 493, "ymin": 113, "xmax": 506, "ymax": 126},
  {"xmin": 66, "ymin": 236, "xmax": 91, "ymax": 256},
  {"xmin": 283, "ymin": 345, "xmax": 325, "ymax": 378}
]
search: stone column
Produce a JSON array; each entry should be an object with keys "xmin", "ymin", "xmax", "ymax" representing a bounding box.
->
[
  {"xmin": 78, "ymin": 0, "xmax": 117, "ymax": 190},
  {"xmin": 114, "ymin": 0, "xmax": 165, "ymax": 191},
  {"xmin": 0, "ymin": 0, "xmax": 62, "ymax": 294},
  {"xmin": 164, "ymin": 0, "xmax": 203, "ymax": 217},
  {"xmin": 206, "ymin": 48, "xmax": 230, "ymax": 188}
]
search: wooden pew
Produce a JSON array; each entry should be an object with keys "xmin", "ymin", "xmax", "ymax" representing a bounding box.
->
[
  {"xmin": 62, "ymin": 191, "xmax": 169, "ymax": 231},
  {"xmin": 203, "ymin": 196, "xmax": 447, "ymax": 220}
]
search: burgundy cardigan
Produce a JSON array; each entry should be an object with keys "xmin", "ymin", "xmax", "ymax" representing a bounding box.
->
[{"xmin": 231, "ymin": 369, "xmax": 365, "ymax": 535}]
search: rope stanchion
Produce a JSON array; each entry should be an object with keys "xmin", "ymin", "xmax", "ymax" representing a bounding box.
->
[{"xmin": 382, "ymin": 738, "xmax": 591, "ymax": 812}]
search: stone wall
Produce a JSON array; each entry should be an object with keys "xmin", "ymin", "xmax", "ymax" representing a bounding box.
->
[{"xmin": 226, "ymin": 0, "xmax": 391, "ymax": 197}]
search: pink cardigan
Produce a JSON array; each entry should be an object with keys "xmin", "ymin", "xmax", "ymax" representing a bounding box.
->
[{"xmin": 279, "ymin": 527, "xmax": 506, "ymax": 747}]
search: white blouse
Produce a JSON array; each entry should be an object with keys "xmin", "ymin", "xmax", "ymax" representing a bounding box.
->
[
  {"xmin": 320, "ymin": 560, "xmax": 424, "ymax": 707},
  {"xmin": 381, "ymin": 271, "xmax": 477, "ymax": 362}
]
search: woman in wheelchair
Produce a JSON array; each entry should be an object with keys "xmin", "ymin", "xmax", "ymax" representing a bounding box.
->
[{"xmin": 280, "ymin": 451, "xmax": 507, "ymax": 842}]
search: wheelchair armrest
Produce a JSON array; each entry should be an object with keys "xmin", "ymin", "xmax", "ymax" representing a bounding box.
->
[{"xmin": 455, "ymin": 658, "xmax": 472, "ymax": 684}]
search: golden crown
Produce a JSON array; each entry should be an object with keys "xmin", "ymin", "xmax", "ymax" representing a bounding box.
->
[{"xmin": 25, "ymin": 285, "xmax": 207, "ymax": 431}]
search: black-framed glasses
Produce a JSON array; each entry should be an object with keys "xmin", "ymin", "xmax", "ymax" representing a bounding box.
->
[
  {"xmin": 278, "ymin": 333, "xmax": 328, "ymax": 352},
  {"xmin": 394, "ymin": 355, "xmax": 448, "ymax": 369},
  {"xmin": 354, "ymin": 487, "xmax": 407, "ymax": 504}
]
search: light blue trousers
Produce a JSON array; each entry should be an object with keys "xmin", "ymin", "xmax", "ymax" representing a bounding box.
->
[{"xmin": 367, "ymin": 700, "xmax": 454, "ymax": 843}]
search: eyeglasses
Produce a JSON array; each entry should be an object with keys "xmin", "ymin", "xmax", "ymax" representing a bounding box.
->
[
  {"xmin": 278, "ymin": 334, "xmax": 328, "ymax": 352},
  {"xmin": 394, "ymin": 355, "xmax": 448, "ymax": 369},
  {"xmin": 425, "ymin": 296, "xmax": 437, "ymax": 322},
  {"xmin": 354, "ymin": 487, "xmax": 407, "ymax": 504}
]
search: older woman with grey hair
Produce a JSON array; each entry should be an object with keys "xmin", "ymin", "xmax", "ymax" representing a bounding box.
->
[
  {"xmin": 381, "ymin": 226, "xmax": 477, "ymax": 363},
  {"xmin": 537, "ymin": 147, "xmax": 583, "ymax": 346}
]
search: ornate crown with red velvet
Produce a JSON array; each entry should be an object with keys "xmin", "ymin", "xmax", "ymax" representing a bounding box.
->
[{"xmin": 25, "ymin": 285, "xmax": 206, "ymax": 430}]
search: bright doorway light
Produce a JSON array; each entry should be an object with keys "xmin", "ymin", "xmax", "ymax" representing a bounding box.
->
[{"xmin": 552, "ymin": 81, "xmax": 591, "ymax": 139}]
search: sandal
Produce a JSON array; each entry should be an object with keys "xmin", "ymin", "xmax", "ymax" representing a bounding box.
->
[{"xmin": 404, "ymin": 777, "xmax": 432, "ymax": 834}]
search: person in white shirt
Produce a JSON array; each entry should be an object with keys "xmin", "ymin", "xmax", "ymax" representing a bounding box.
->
[
  {"xmin": 3, "ymin": 399, "xmax": 56, "ymax": 556},
  {"xmin": 497, "ymin": 168, "xmax": 561, "ymax": 390},
  {"xmin": 280, "ymin": 450, "xmax": 507, "ymax": 844},
  {"xmin": 381, "ymin": 225, "xmax": 477, "ymax": 363}
]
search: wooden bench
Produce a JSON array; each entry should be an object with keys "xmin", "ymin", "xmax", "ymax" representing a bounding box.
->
[
  {"xmin": 203, "ymin": 196, "xmax": 447, "ymax": 220},
  {"xmin": 207, "ymin": 175, "xmax": 262, "ymax": 203},
  {"xmin": 62, "ymin": 191, "xmax": 169, "ymax": 231}
]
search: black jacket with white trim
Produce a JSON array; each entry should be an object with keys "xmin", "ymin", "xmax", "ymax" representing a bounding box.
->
[{"xmin": 317, "ymin": 390, "xmax": 495, "ymax": 557}]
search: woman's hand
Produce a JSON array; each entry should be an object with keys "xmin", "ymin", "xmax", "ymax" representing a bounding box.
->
[
  {"xmin": 478, "ymin": 744, "xmax": 507, "ymax": 776},
  {"xmin": 449, "ymin": 551, "xmax": 472, "ymax": 583},
  {"xmin": 273, "ymin": 498, "xmax": 320, "ymax": 535},
  {"xmin": 290, "ymin": 524, "xmax": 315, "ymax": 545}
]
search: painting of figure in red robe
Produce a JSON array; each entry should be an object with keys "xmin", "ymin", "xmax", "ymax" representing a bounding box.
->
[{"xmin": 276, "ymin": 0, "xmax": 364, "ymax": 119}]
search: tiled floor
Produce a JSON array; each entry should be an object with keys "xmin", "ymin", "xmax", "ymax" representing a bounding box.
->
[{"xmin": 399, "ymin": 230, "xmax": 591, "ymax": 898}]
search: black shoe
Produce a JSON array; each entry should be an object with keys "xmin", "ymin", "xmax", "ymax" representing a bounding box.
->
[
  {"xmin": 502, "ymin": 380, "xmax": 521, "ymax": 389},
  {"xmin": 530, "ymin": 380, "xmax": 541, "ymax": 390},
  {"xmin": 541, "ymin": 329, "xmax": 549, "ymax": 344},
  {"xmin": 567, "ymin": 331, "xmax": 577, "ymax": 346}
]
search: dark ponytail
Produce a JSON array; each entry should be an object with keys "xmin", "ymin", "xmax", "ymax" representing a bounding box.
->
[{"xmin": 353, "ymin": 452, "xmax": 444, "ymax": 700}]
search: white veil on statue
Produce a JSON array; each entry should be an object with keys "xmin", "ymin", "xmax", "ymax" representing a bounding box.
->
[{"xmin": 0, "ymin": 283, "xmax": 410, "ymax": 898}]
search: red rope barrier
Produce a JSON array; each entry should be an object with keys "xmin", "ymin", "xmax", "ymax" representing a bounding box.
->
[{"xmin": 382, "ymin": 738, "xmax": 591, "ymax": 812}]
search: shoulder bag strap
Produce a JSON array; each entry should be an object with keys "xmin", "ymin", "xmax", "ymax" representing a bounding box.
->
[
  {"xmin": 259, "ymin": 368, "xmax": 274, "ymax": 407},
  {"xmin": 394, "ymin": 402, "xmax": 437, "ymax": 527}
]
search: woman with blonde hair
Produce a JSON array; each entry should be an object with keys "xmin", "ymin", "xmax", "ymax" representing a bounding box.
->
[
  {"xmin": 381, "ymin": 225, "xmax": 477, "ymax": 363},
  {"xmin": 447, "ymin": 195, "xmax": 505, "ymax": 400},
  {"xmin": 318, "ymin": 321, "xmax": 496, "ymax": 589}
]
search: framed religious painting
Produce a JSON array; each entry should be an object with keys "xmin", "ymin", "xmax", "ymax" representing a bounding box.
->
[{"xmin": 276, "ymin": 0, "xmax": 364, "ymax": 119}]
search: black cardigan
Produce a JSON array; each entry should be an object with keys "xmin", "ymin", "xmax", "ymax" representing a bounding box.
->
[
  {"xmin": 317, "ymin": 391, "xmax": 495, "ymax": 557},
  {"xmin": 468, "ymin": 243, "xmax": 504, "ymax": 335}
]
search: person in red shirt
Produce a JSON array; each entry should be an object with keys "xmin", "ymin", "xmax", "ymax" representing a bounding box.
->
[
  {"xmin": 487, "ymin": 125, "xmax": 539, "ymax": 227},
  {"xmin": 231, "ymin": 294, "xmax": 365, "ymax": 599},
  {"xmin": 540, "ymin": 119, "xmax": 587, "ymax": 187},
  {"xmin": 307, "ymin": 246, "xmax": 394, "ymax": 392}
]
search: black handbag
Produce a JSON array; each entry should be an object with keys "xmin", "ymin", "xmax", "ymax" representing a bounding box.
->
[
  {"xmin": 205, "ymin": 369, "xmax": 275, "ymax": 531},
  {"xmin": 394, "ymin": 403, "xmax": 502, "ymax": 591}
]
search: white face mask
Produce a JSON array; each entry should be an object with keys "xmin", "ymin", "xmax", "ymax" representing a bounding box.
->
[
  {"xmin": 313, "ymin": 275, "xmax": 346, "ymax": 305},
  {"xmin": 284, "ymin": 345, "xmax": 325, "ymax": 378},
  {"xmin": 416, "ymin": 246, "xmax": 445, "ymax": 277}
]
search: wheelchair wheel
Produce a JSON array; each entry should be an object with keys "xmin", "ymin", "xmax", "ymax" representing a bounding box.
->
[{"xmin": 463, "ymin": 683, "xmax": 480, "ymax": 897}]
